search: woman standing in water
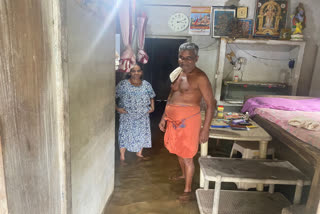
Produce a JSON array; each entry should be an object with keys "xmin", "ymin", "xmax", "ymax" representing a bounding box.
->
[{"xmin": 116, "ymin": 63, "xmax": 156, "ymax": 164}]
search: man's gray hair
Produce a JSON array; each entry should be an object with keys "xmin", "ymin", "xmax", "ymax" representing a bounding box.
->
[{"xmin": 179, "ymin": 42, "xmax": 199, "ymax": 56}]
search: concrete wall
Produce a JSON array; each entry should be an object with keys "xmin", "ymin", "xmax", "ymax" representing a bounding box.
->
[
  {"xmin": 0, "ymin": 0, "xmax": 70, "ymax": 213},
  {"xmin": 141, "ymin": 0, "xmax": 319, "ymax": 96},
  {"xmin": 310, "ymin": 51, "xmax": 320, "ymax": 97},
  {"xmin": 290, "ymin": 0, "xmax": 320, "ymax": 96},
  {"xmin": 67, "ymin": 1, "xmax": 115, "ymax": 214},
  {"xmin": 301, "ymin": 0, "xmax": 320, "ymax": 97},
  {"xmin": 142, "ymin": 0, "xmax": 258, "ymax": 86}
]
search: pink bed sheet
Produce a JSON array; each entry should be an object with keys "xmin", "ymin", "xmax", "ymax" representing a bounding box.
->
[{"xmin": 254, "ymin": 108, "xmax": 320, "ymax": 150}]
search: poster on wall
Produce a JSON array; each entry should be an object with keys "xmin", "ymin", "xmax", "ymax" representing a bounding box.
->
[
  {"xmin": 237, "ymin": 19, "xmax": 253, "ymax": 38},
  {"xmin": 254, "ymin": 0, "xmax": 288, "ymax": 38},
  {"xmin": 212, "ymin": 8, "xmax": 236, "ymax": 37},
  {"xmin": 189, "ymin": 7, "xmax": 212, "ymax": 35}
]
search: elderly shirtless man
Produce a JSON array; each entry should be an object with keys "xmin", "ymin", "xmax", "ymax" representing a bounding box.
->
[{"xmin": 159, "ymin": 42, "xmax": 216, "ymax": 201}]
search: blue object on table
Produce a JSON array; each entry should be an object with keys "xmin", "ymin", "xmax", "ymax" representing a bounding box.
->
[{"xmin": 211, "ymin": 125, "xmax": 230, "ymax": 128}]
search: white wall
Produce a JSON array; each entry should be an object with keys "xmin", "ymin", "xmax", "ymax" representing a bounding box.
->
[
  {"xmin": 142, "ymin": 0, "xmax": 257, "ymax": 86},
  {"xmin": 298, "ymin": 0, "xmax": 320, "ymax": 97},
  {"xmin": 141, "ymin": 0, "xmax": 319, "ymax": 96},
  {"xmin": 67, "ymin": 1, "xmax": 115, "ymax": 213},
  {"xmin": 310, "ymin": 51, "xmax": 320, "ymax": 97}
]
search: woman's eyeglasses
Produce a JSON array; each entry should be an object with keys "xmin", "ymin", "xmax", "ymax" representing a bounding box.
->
[{"xmin": 131, "ymin": 70, "xmax": 142, "ymax": 73}]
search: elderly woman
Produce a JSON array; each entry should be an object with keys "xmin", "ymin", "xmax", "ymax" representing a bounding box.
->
[{"xmin": 116, "ymin": 63, "xmax": 156, "ymax": 164}]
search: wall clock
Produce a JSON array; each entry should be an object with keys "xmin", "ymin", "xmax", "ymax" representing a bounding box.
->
[{"xmin": 168, "ymin": 13, "xmax": 189, "ymax": 32}]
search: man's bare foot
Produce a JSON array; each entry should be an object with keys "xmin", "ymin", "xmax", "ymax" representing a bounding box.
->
[
  {"xmin": 178, "ymin": 192, "xmax": 195, "ymax": 203},
  {"xmin": 168, "ymin": 175, "xmax": 185, "ymax": 181}
]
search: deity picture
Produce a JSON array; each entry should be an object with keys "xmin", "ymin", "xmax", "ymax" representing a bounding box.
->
[
  {"xmin": 237, "ymin": 20, "xmax": 253, "ymax": 38},
  {"xmin": 292, "ymin": 3, "xmax": 306, "ymax": 34},
  {"xmin": 212, "ymin": 8, "xmax": 236, "ymax": 37},
  {"xmin": 189, "ymin": 7, "xmax": 212, "ymax": 35},
  {"xmin": 254, "ymin": 0, "xmax": 288, "ymax": 38}
]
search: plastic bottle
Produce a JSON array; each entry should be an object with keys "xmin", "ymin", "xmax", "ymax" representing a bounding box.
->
[
  {"xmin": 245, "ymin": 112, "xmax": 250, "ymax": 121},
  {"xmin": 217, "ymin": 105, "xmax": 224, "ymax": 119},
  {"xmin": 234, "ymin": 75, "xmax": 239, "ymax": 82}
]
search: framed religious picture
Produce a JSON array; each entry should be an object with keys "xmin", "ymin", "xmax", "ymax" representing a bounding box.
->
[
  {"xmin": 189, "ymin": 7, "xmax": 212, "ymax": 35},
  {"xmin": 236, "ymin": 19, "xmax": 253, "ymax": 38},
  {"xmin": 254, "ymin": 0, "xmax": 288, "ymax": 38},
  {"xmin": 212, "ymin": 8, "xmax": 236, "ymax": 37},
  {"xmin": 237, "ymin": 7, "xmax": 248, "ymax": 19}
]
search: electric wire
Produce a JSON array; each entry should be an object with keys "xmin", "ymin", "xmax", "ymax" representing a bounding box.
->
[
  {"xmin": 227, "ymin": 43, "xmax": 296, "ymax": 61},
  {"xmin": 232, "ymin": 44, "xmax": 295, "ymax": 61},
  {"xmin": 199, "ymin": 40, "xmax": 219, "ymax": 50}
]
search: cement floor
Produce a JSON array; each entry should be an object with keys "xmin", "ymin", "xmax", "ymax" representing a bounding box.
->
[
  {"xmin": 104, "ymin": 104, "xmax": 305, "ymax": 214},
  {"xmin": 104, "ymin": 103, "xmax": 233, "ymax": 214}
]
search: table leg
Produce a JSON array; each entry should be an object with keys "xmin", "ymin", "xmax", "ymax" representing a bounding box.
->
[
  {"xmin": 259, "ymin": 140, "xmax": 268, "ymax": 159},
  {"xmin": 212, "ymin": 176, "xmax": 222, "ymax": 214},
  {"xmin": 268, "ymin": 184, "xmax": 275, "ymax": 193},
  {"xmin": 204, "ymin": 178, "xmax": 209, "ymax": 190},
  {"xmin": 200, "ymin": 141, "xmax": 208, "ymax": 188},
  {"xmin": 293, "ymin": 180, "xmax": 303, "ymax": 204},
  {"xmin": 257, "ymin": 140, "xmax": 269, "ymax": 191},
  {"xmin": 201, "ymin": 141, "xmax": 208, "ymax": 157}
]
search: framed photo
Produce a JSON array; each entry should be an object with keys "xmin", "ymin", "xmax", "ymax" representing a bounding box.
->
[
  {"xmin": 254, "ymin": 0, "xmax": 288, "ymax": 38},
  {"xmin": 237, "ymin": 7, "xmax": 248, "ymax": 19},
  {"xmin": 234, "ymin": 19, "xmax": 253, "ymax": 38},
  {"xmin": 212, "ymin": 8, "xmax": 236, "ymax": 38}
]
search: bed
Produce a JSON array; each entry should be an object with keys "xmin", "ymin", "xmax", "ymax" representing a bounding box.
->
[{"xmin": 242, "ymin": 95, "xmax": 320, "ymax": 214}]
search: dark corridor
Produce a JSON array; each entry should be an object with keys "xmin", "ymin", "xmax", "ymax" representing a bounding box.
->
[{"xmin": 143, "ymin": 38, "xmax": 187, "ymax": 101}]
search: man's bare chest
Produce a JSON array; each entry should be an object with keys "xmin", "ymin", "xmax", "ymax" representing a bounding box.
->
[{"xmin": 171, "ymin": 75, "xmax": 197, "ymax": 92}]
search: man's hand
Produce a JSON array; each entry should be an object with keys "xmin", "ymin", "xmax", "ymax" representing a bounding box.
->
[
  {"xmin": 159, "ymin": 118, "xmax": 166, "ymax": 132},
  {"xmin": 116, "ymin": 108, "xmax": 127, "ymax": 114},
  {"xmin": 199, "ymin": 128, "xmax": 209, "ymax": 144}
]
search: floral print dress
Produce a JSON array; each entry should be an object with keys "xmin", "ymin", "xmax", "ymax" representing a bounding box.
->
[{"xmin": 116, "ymin": 79, "xmax": 156, "ymax": 152}]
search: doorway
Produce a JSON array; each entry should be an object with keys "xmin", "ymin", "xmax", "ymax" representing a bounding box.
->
[
  {"xmin": 143, "ymin": 38, "xmax": 187, "ymax": 151},
  {"xmin": 143, "ymin": 38, "xmax": 187, "ymax": 101}
]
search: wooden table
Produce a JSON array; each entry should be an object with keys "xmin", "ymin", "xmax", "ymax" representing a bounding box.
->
[{"xmin": 200, "ymin": 115, "xmax": 272, "ymax": 190}]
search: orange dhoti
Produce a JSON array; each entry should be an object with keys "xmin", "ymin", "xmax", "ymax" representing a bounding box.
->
[{"xmin": 164, "ymin": 104, "xmax": 201, "ymax": 158}]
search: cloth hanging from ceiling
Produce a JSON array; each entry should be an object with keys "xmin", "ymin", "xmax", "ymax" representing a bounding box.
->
[
  {"xmin": 118, "ymin": 0, "xmax": 136, "ymax": 72},
  {"xmin": 137, "ymin": 13, "xmax": 149, "ymax": 64}
]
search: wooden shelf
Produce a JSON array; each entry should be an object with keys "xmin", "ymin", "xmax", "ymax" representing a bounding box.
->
[
  {"xmin": 224, "ymin": 81, "xmax": 288, "ymax": 88},
  {"xmin": 226, "ymin": 38, "xmax": 305, "ymax": 46},
  {"xmin": 214, "ymin": 38, "xmax": 306, "ymax": 106}
]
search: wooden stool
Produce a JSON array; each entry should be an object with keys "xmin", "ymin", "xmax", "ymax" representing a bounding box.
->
[
  {"xmin": 230, "ymin": 141, "xmax": 275, "ymax": 159},
  {"xmin": 230, "ymin": 141, "xmax": 275, "ymax": 190}
]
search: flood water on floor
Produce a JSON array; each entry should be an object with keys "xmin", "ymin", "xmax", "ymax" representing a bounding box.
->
[
  {"xmin": 105, "ymin": 103, "xmax": 310, "ymax": 214},
  {"xmin": 104, "ymin": 104, "xmax": 233, "ymax": 214},
  {"xmin": 104, "ymin": 146, "xmax": 201, "ymax": 214}
]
